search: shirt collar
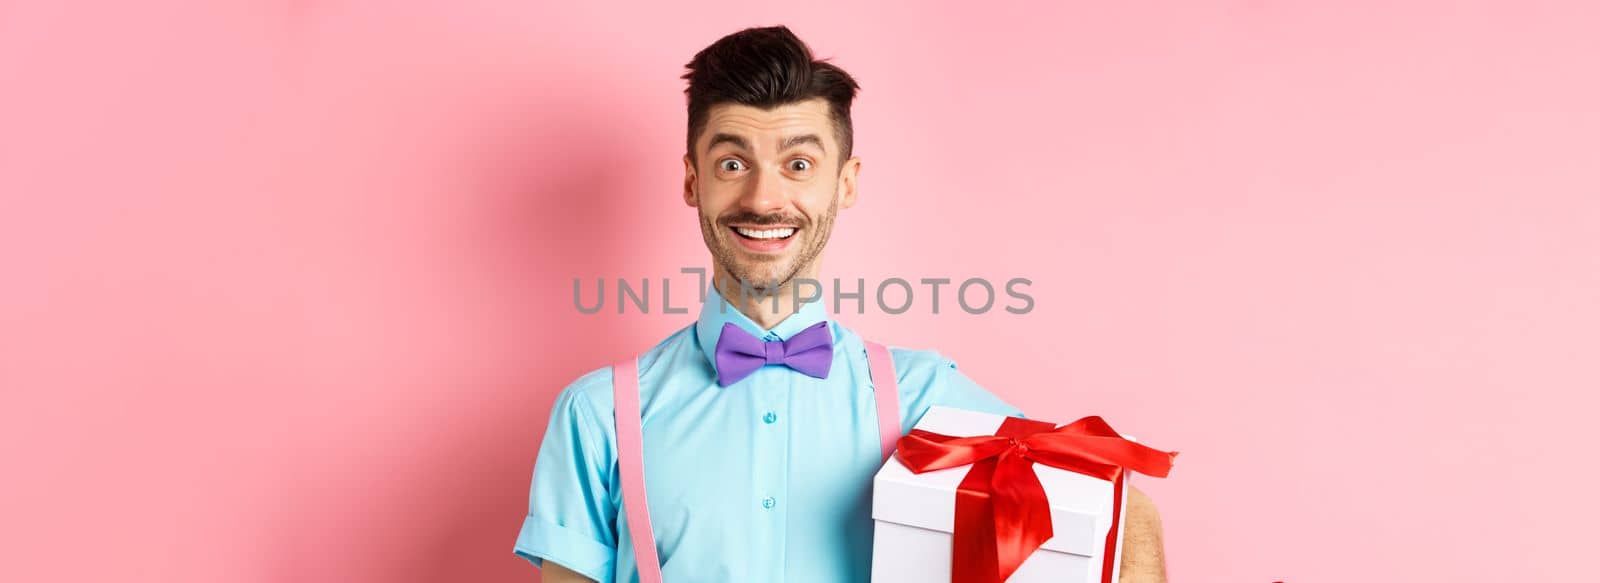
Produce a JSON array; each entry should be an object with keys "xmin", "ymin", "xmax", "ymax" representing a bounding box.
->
[{"xmin": 695, "ymin": 284, "xmax": 833, "ymax": 372}]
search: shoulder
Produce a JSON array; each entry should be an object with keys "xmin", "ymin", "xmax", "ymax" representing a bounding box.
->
[
  {"xmin": 546, "ymin": 365, "xmax": 616, "ymax": 438},
  {"xmin": 549, "ymin": 324, "xmax": 699, "ymax": 426},
  {"xmin": 885, "ymin": 345, "xmax": 962, "ymax": 381},
  {"xmin": 859, "ymin": 337, "xmax": 965, "ymax": 395},
  {"xmin": 841, "ymin": 322, "xmax": 962, "ymax": 387},
  {"xmin": 557, "ymin": 365, "xmax": 615, "ymax": 411},
  {"xmin": 876, "ymin": 342, "xmax": 1024, "ymax": 421}
]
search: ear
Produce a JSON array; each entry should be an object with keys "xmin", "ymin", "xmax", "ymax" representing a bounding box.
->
[
  {"xmin": 682, "ymin": 153, "xmax": 699, "ymax": 208},
  {"xmin": 839, "ymin": 155, "xmax": 862, "ymax": 209}
]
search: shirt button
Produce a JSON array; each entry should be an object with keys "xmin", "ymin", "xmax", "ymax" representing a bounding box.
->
[
  {"xmin": 763, "ymin": 411, "xmax": 778, "ymax": 424},
  {"xmin": 761, "ymin": 496, "xmax": 776, "ymax": 509}
]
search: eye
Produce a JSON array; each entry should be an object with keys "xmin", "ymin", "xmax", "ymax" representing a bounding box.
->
[
  {"xmin": 788, "ymin": 159, "xmax": 812, "ymax": 172},
  {"xmin": 718, "ymin": 158, "xmax": 745, "ymax": 172}
]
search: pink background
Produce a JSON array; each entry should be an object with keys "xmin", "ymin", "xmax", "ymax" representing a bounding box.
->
[{"xmin": 3, "ymin": 2, "xmax": 1597, "ymax": 581}]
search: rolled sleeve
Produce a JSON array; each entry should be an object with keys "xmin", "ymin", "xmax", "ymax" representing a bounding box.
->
[
  {"xmin": 514, "ymin": 514, "xmax": 615, "ymax": 582},
  {"xmin": 512, "ymin": 370, "xmax": 619, "ymax": 582}
]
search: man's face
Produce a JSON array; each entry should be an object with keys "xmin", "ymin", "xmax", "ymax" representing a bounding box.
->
[{"xmin": 683, "ymin": 97, "xmax": 860, "ymax": 292}]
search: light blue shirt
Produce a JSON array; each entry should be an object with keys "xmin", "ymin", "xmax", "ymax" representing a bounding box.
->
[{"xmin": 513, "ymin": 286, "xmax": 1025, "ymax": 582}]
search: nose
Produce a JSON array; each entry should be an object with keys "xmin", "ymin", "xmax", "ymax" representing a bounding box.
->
[{"xmin": 738, "ymin": 165, "xmax": 788, "ymax": 214}]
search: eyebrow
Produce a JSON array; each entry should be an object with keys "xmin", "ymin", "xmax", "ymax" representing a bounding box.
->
[
  {"xmin": 779, "ymin": 134, "xmax": 826, "ymax": 154},
  {"xmin": 707, "ymin": 133, "xmax": 749, "ymax": 152},
  {"xmin": 705, "ymin": 133, "xmax": 827, "ymax": 154}
]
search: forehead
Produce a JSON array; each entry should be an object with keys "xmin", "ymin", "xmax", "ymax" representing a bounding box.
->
[{"xmin": 699, "ymin": 98, "xmax": 835, "ymax": 152}]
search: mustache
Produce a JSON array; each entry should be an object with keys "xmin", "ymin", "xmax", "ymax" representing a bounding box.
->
[{"xmin": 718, "ymin": 212, "xmax": 808, "ymax": 228}]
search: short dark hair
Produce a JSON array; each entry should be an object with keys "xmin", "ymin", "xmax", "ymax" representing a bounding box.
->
[{"xmin": 682, "ymin": 26, "xmax": 861, "ymax": 168}]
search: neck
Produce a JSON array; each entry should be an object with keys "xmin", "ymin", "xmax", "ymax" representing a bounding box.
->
[{"xmin": 711, "ymin": 270, "xmax": 813, "ymax": 330}]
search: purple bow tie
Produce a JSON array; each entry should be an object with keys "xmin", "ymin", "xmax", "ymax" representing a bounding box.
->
[{"xmin": 713, "ymin": 321, "xmax": 834, "ymax": 387}]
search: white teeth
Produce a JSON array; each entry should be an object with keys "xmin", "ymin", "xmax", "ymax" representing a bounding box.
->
[{"xmin": 734, "ymin": 227, "xmax": 796, "ymax": 240}]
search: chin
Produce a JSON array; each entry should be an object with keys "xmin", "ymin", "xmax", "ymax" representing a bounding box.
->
[{"xmin": 730, "ymin": 265, "xmax": 798, "ymax": 291}]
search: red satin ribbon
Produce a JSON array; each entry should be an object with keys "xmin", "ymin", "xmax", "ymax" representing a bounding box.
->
[{"xmin": 894, "ymin": 415, "xmax": 1177, "ymax": 583}]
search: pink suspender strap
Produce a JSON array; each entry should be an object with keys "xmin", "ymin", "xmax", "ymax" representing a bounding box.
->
[
  {"xmin": 610, "ymin": 341, "xmax": 900, "ymax": 583},
  {"xmin": 611, "ymin": 357, "xmax": 663, "ymax": 583},
  {"xmin": 862, "ymin": 340, "xmax": 902, "ymax": 462}
]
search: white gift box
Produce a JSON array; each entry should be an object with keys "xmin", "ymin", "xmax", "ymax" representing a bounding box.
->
[{"xmin": 870, "ymin": 405, "xmax": 1131, "ymax": 583}]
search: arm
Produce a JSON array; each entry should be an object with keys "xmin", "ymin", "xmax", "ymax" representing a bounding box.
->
[
  {"xmin": 511, "ymin": 374, "xmax": 621, "ymax": 582},
  {"xmin": 541, "ymin": 560, "xmax": 596, "ymax": 583},
  {"xmin": 1118, "ymin": 486, "xmax": 1167, "ymax": 582}
]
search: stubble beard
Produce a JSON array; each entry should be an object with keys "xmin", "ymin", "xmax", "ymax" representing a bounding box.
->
[{"xmin": 699, "ymin": 194, "xmax": 839, "ymax": 297}]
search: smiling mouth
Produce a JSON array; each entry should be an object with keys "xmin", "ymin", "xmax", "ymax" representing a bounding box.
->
[
  {"xmin": 731, "ymin": 225, "xmax": 798, "ymax": 241},
  {"xmin": 727, "ymin": 224, "xmax": 800, "ymax": 254}
]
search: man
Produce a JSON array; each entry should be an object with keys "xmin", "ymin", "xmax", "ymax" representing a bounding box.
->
[{"xmin": 514, "ymin": 25, "xmax": 1167, "ymax": 582}]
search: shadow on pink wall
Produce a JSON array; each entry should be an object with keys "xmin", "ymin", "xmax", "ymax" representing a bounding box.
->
[{"xmin": 260, "ymin": 90, "xmax": 659, "ymax": 581}]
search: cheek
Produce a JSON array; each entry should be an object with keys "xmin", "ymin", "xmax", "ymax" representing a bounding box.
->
[
  {"xmin": 794, "ymin": 182, "xmax": 840, "ymax": 215},
  {"xmin": 695, "ymin": 185, "xmax": 736, "ymax": 215}
]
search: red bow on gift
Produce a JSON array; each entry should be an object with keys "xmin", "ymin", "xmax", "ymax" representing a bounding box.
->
[{"xmin": 894, "ymin": 415, "xmax": 1177, "ymax": 583}]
